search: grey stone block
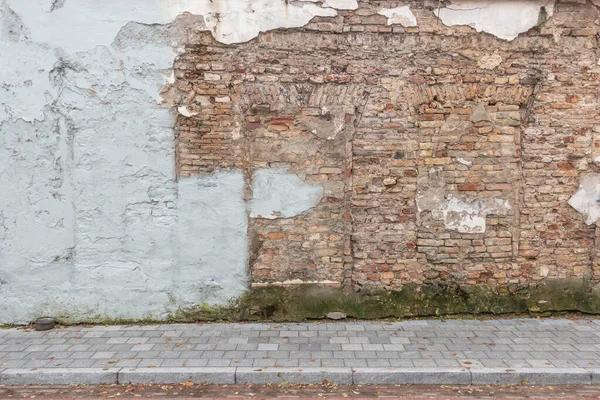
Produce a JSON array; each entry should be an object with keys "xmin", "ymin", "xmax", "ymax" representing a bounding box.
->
[
  {"xmin": 118, "ymin": 367, "xmax": 236, "ymax": 384},
  {"xmin": 236, "ymin": 367, "xmax": 352, "ymax": 384},
  {"xmin": 471, "ymin": 368, "xmax": 591, "ymax": 385},
  {"xmin": 0, "ymin": 368, "xmax": 119, "ymax": 385},
  {"xmin": 352, "ymin": 368, "xmax": 471, "ymax": 385}
]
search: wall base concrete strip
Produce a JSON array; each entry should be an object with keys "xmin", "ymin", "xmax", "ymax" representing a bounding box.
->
[
  {"xmin": 471, "ymin": 368, "xmax": 591, "ymax": 385},
  {"xmin": 0, "ymin": 368, "xmax": 119, "ymax": 385},
  {"xmin": 351, "ymin": 368, "xmax": 471, "ymax": 385},
  {"xmin": 117, "ymin": 367, "xmax": 236, "ymax": 384},
  {"xmin": 236, "ymin": 367, "xmax": 353, "ymax": 385}
]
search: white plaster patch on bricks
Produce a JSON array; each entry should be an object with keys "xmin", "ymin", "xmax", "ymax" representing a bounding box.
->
[
  {"xmin": 321, "ymin": 0, "xmax": 358, "ymax": 10},
  {"xmin": 6, "ymin": 0, "xmax": 346, "ymax": 49},
  {"xmin": 250, "ymin": 169, "xmax": 324, "ymax": 219},
  {"xmin": 177, "ymin": 106, "xmax": 197, "ymax": 117},
  {"xmin": 418, "ymin": 192, "xmax": 512, "ymax": 233},
  {"xmin": 377, "ymin": 6, "xmax": 417, "ymax": 27},
  {"xmin": 435, "ymin": 0, "xmax": 555, "ymax": 41},
  {"xmin": 568, "ymin": 173, "xmax": 600, "ymax": 225}
]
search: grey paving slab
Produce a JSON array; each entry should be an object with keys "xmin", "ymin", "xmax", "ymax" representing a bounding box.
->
[
  {"xmin": 471, "ymin": 368, "xmax": 591, "ymax": 385},
  {"xmin": 352, "ymin": 368, "xmax": 471, "ymax": 385},
  {"xmin": 3, "ymin": 319, "xmax": 600, "ymax": 385},
  {"xmin": 118, "ymin": 367, "xmax": 235, "ymax": 384},
  {"xmin": 237, "ymin": 367, "xmax": 352, "ymax": 384},
  {"xmin": 0, "ymin": 368, "xmax": 119, "ymax": 385}
]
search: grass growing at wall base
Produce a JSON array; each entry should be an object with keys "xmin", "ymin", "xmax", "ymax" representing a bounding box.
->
[{"xmin": 168, "ymin": 279, "xmax": 600, "ymax": 322}]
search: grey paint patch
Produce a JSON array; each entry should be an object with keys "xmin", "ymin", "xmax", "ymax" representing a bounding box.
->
[
  {"xmin": 250, "ymin": 169, "xmax": 324, "ymax": 219},
  {"xmin": 569, "ymin": 174, "xmax": 600, "ymax": 225},
  {"xmin": 435, "ymin": 0, "xmax": 555, "ymax": 41}
]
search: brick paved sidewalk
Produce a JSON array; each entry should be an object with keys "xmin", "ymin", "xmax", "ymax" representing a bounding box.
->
[{"xmin": 1, "ymin": 318, "xmax": 600, "ymax": 385}]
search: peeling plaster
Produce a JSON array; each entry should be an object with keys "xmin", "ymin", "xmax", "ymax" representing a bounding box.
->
[
  {"xmin": 250, "ymin": 169, "xmax": 324, "ymax": 219},
  {"xmin": 177, "ymin": 106, "xmax": 197, "ymax": 117},
  {"xmin": 435, "ymin": 0, "xmax": 555, "ymax": 41},
  {"xmin": 322, "ymin": 0, "xmax": 358, "ymax": 10},
  {"xmin": 377, "ymin": 6, "xmax": 417, "ymax": 27},
  {"xmin": 418, "ymin": 190, "xmax": 512, "ymax": 233},
  {"xmin": 0, "ymin": 0, "xmax": 355, "ymax": 323},
  {"xmin": 568, "ymin": 174, "xmax": 600, "ymax": 225}
]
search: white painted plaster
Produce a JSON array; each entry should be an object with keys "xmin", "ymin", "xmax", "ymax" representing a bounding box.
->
[
  {"xmin": 6, "ymin": 0, "xmax": 346, "ymax": 48},
  {"xmin": 250, "ymin": 169, "xmax": 324, "ymax": 219},
  {"xmin": 0, "ymin": 29, "xmax": 249, "ymax": 322},
  {"xmin": 568, "ymin": 174, "xmax": 600, "ymax": 225},
  {"xmin": 178, "ymin": 106, "xmax": 197, "ymax": 117},
  {"xmin": 418, "ymin": 192, "xmax": 511, "ymax": 233},
  {"xmin": 377, "ymin": 6, "xmax": 417, "ymax": 27},
  {"xmin": 435, "ymin": 0, "xmax": 555, "ymax": 41},
  {"xmin": 176, "ymin": 172, "xmax": 248, "ymax": 306},
  {"xmin": 322, "ymin": 0, "xmax": 358, "ymax": 10}
]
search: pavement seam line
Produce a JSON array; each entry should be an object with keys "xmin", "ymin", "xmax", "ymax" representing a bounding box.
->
[{"xmin": 116, "ymin": 367, "xmax": 123, "ymax": 385}]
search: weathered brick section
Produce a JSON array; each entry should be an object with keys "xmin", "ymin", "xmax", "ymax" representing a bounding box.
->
[
  {"xmin": 172, "ymin": 1, "xmax": 600, "ymax": 292},
  {"xmin": 241, "ymin": 83, "xmax": 359, "ymax": 285}
]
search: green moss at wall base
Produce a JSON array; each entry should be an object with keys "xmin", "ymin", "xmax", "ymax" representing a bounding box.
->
[{"xmin": 168, "ymin": 279, "xmax": 600, "ymax": 322}]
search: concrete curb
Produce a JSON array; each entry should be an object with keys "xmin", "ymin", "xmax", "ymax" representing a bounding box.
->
[
  {"xmin": 470, "ymin": 368, "xmax": 591, "ymax": 385},
  {"xmin": 352, "ymin": 367, "xmax": 471, "ymax": 385},
  {"xmin": 0, "ymin": 368, "xmax": 119, "ymax": 385},
  {"xmin": 236, "ymin": 367, "xmax": 353, "ymax": 384},
  {"xmin": 118, "ymin": 367, "xmax": 236, "ymax": 384},
  {"xmin": 0, "ymin": 367, "xmax": 598, "ymax": 385}
]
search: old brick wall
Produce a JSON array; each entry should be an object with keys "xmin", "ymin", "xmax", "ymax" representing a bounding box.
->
[{"xmin": 172, "ymin": 0, "xmax": 600, "ymax": 293}]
